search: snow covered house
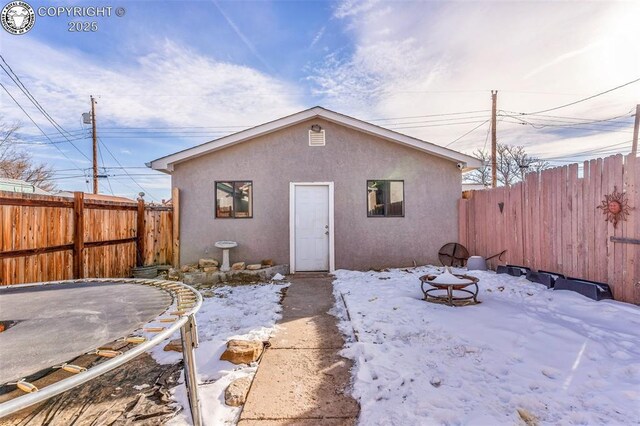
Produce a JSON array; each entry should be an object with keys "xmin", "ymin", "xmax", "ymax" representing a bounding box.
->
[{"xmin": 149, "ymin": 107, "xmax": 481, "ymax": 272}]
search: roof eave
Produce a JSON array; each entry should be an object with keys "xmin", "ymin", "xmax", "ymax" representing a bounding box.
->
[{"xmin": 148, "ymin": 106, "xmax": 482, "ymax": 172}]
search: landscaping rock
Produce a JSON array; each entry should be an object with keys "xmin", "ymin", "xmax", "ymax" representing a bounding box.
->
[
  {"xmin": 246, "ymin": 264, "xmax": 262, "ymax": 271},
  {"xmin": 517, "ymin": 408, "xmax": 539, "ymax": 426},
  {"xmin": 220, "ymin": 340, "xmax": 264, "ymax": 364},
  {"xmin": 163, "ymin": 339, "xmax": 182, "ymax": 353},
  {"xmin": 182, "ymin": 272, "xmax": 206, "ymax": 285},
  {"xmin": 181, "ymin": 264, "xmax": 197, "ymax": 273},
  {"xmin": 203, "ymin": 266, "xmax": 219, "ymax": 273},
  {"xmin": 167, "ymin": 268, "xmax": 180, "ymax": 280},
  {"xmin": 179, "ymin": 264, "xmax": 289, "ymax": 286},
  {"xmin": 231, "ymin": 262, "xmax": 246, "ymax": 271},
  {"xmin": 261, "ymin": 259, "xmax": 274, "ymax": 267},
  {"xmin": 198, "ymin": 258, "xmax": 219, "ymax": 268},
  {"xmin": 225, "ymin": 376, "xmax": 252, "ymax": 407}
]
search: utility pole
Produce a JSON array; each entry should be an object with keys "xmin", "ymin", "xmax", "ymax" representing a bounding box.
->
[
  {"xmin": 91, "ymin": 95, "xmax": 98, "ymax": 194},
  {"xmin": 632, "ymin": 104, "xmax": 639, "ymax": 156},
  {"xmin": 491, "ymin": 90, "xmax": 498, "ymax": 188}
]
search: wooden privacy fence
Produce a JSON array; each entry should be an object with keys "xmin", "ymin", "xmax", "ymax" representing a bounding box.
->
[
  {"xmin": 459, "ymin": 153, "xmax": 639, "ymax": 305},
  {"xmin": 0, "ymin": 191, "xmax": 176, "ymax": 286}
]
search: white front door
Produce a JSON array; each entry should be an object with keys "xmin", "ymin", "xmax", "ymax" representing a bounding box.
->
[{"xmin": 294, "ymin": 185, "xmax": 330, "ymax": 271}]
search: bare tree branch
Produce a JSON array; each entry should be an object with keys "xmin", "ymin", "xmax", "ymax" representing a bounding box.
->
[
  {"xmin": 0, "ymin": 121, "xmax": 57, "ymax": 192},
  {"xmin": 464, "ymin": 143, "xmax": 549, "ymax": 188}
]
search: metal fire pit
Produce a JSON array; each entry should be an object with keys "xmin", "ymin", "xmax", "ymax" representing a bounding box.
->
[{"xmin": 420, "ymin": 269, "xmax": 480, "ymax": 307}]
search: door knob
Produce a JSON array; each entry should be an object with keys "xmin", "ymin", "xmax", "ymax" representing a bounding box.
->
[
  {"xmin": 325, "ymin": 231, "xmax": 329, "ymax": 235},
  {"xmin": 325, "ymin": 225, "xmax": 329, "ymax": 228}
]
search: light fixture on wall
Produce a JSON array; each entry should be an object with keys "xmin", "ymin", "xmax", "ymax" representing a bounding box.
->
[{"xmin": 310, "ymin": 124, "xmax": 322, "ymax": 132}]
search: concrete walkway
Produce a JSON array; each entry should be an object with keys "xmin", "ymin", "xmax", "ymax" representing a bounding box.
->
[{"xmin": 239, "ymin": 274, "xmax": 359, "ymax": 425}]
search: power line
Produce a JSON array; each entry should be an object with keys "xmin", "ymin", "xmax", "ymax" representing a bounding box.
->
[
  {"xmin": 545, "ymin": 148, "xmax": 632, "ymax": 162},
  {"xmin": 387, "ymin": 119, "xmax": 489, "ymax": 130},
  {"xmin": 107, "ymin": 175, "xmax": 163, "ymax": 198},
  {"xmin": 53, "ymin": 166, "xmax": 151, "ymax": 172},
  {"xmin": 14, "ymin": 135, "xmax": 88, "ymax": 145},
  {"xmin": 48, "ymin": 175, "xmax": 88, "ymax": 180},
  {"xmin": 0, "ymin": 81, "xmax": 86, "ymax": 172},
  {"xmin": 518, "ymin": 77, "xmax": 640, "ymax": 115},
  {"xmin": 21, "ymin": 113, "xmax": 496, "ymax": 138},
  {"xmin": 21, "ymin": 130, "xmax": 87, "ymax": 140},
  {"xmin": 0, "ymin": 55, "xmax": 74, "ymax": 139},
  {"xmin": 374, "ymin": 114, "xmax": 491, "ymax": 126},
  {"xmin": 368, "ymin": 109, "xmax": 490, "ymax": 122},
  {"xmin": 540, "ymin": 140, "xmax": 632, "ymax": 161},
  {"xmin": 499, "ymin": 117, "xmax": 634, "ymax": 133},
  {"xmin": 96, "ymin": 115, "xmax": 493, "ymax": 130},
  {"xmin": 445, "ymin": 120, "xmax": 491, "ymax": 148},
  {"xmin": 499, "ymin": 109, "xmax": 634, "ymax": 129},
  {"xmin": 542, "ymin": 148, "xmax": 632, "ymax": 162},
  {"xmin": 98, "ymin": 137, "xmax": 159, "ymax": 202},
  {"xmin": 101, "ymin": 125, "xmax": 250, "ymax": 130},
  {"xmin": 0, "ymin": 56, "xmax": 91, "ymax": 160},
  {"xmin": 95, "ymin": 139, "xmax": 114, "ymax": 195},
  {"xmin": 501, "ymin": 109, "xmax": 634, "ymax": 124},
  {"xmin": 481, "ymin": 118, "xmax": 496, "ymax": 152}
]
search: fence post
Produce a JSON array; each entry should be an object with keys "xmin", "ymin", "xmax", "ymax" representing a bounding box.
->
[
  {"xmin": 73, "ymin": 192, "xmax": 84, "ymax": 278},
  {"xmin": 172, "ymin": 187, "xmax": 180, "ymax": 268},
  {"xmin": 136, "ymin": 198, "xmax": 145, "ymax": 267}
]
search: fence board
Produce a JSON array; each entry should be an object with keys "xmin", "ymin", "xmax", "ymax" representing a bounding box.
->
[
  {"xmin": 576, "ymin": 167, "xmax": 585, "ymax": 278},
  {"xmin": 612, "ymin": 155, "xmax": 624, "ymax": 298},
  {"xmin": 623, "ymin": 154, "xmax": 636, "ymax": 302},
  {"xmin": 0, "ymin": 191, "xmax": 174, "ymax": 285},
  {"xmin": 595, "ymin": 158, "xmax": 606, "ymax": 283},
  {"xmin": 461, "ymin": 155, "xmax": 639, "ymax": 304},
  {"xmin": 568, "ymin": 164, "xmax": 578, "ymax": 277},
  {"xmin": 635, "ymin": 157, "xmax": 640, "ymax": 304}
]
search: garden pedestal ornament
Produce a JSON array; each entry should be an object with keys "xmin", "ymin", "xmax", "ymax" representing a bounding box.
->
[{"xmin": 215, "ymin": 241, "xmax": 238, "ymax": 272}]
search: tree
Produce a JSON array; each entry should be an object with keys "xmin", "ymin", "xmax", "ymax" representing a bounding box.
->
[
  {"xmin": 465, "ymin": 143, "xmax": 549, "ymax": 188},
  {"xmin": 0, "ymin": 121, "xmax": 56, "ymax": 192}
]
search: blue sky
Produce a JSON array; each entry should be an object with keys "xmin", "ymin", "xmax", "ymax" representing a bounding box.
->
[{"xmin": 1, "ymin": 0, "xmax": 638, "ymax": 200}]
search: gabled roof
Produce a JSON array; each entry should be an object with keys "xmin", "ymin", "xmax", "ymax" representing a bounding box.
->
[{"xmin": 148, "ymin": 106, "xmax": 482, "ymax": 173}]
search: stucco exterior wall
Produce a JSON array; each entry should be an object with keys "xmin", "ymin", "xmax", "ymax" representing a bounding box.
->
[{"xmin": 172, "ymin": 118, "xmax": 461, "ymax": 270}]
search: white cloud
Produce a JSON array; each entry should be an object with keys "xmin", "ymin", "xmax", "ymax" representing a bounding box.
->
[
  {"xmin": 0, "ymin": 37, "xmax": 304, "ymax": 199},
  {"xmin": 0, "ymin": 38, "xmax": 304, "ymax": 132},
  {"xmin": 333, "ymin": 0, "xmax": 381, "ymax": 19},
  {"xmin": 311, "ymin": 1, "xmax": 640, "ymax": 160}
]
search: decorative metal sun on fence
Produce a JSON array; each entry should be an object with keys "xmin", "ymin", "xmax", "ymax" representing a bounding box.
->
[{"xmin": 597, "ymin": 186, "xmax": 633, "ymax": 228}]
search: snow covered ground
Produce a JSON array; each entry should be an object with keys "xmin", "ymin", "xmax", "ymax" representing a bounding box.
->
[
  {"xmin": 149, "ymin": 282, "xmax": 288, "ymax": 425},
  {"xmin": 332, "ymin": 267, "xmax": 640, "ymax": 425}
]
